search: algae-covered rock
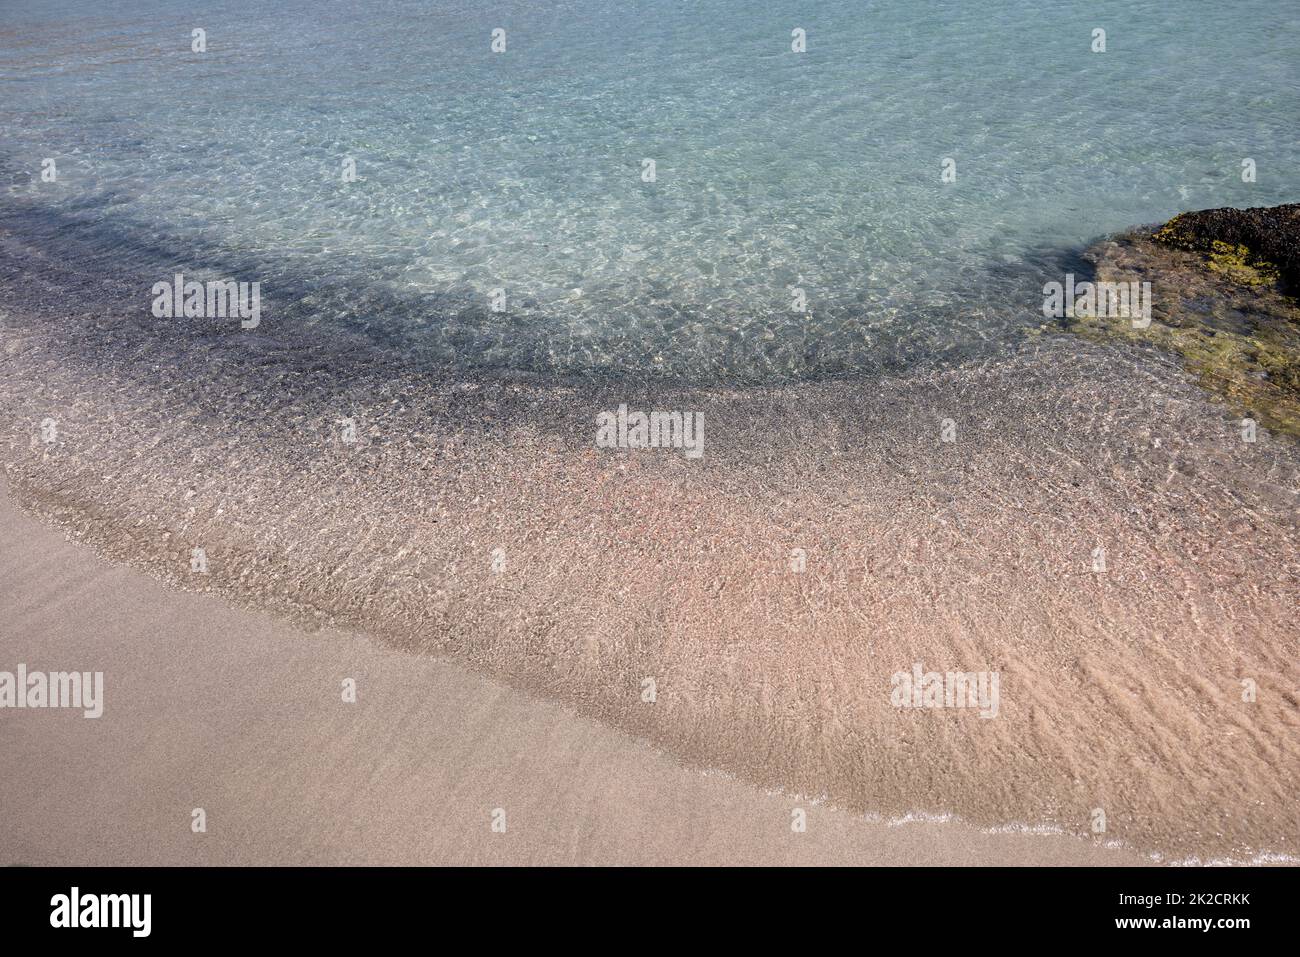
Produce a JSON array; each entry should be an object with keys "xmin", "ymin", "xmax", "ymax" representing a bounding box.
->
[
  {"xmin": 1153, "ymin": 203, "xmax": 1299, "ymax": 292},
  {"xmin": 1067, "ymin": 204, "xmax": 1300, "ymax": 439}
]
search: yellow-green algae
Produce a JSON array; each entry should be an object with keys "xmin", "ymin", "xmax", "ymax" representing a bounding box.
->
[
  {"xmin": 1153, "ymin": 209, "xmax": 1295, "ymax": 284},
  {"xmin": 1065, "ymin": 212, "xmax": 1300, "ymax": 440},
  {"xmin": 1202, "ymin": 241, "xmax": 1282, "ymax": 287}
]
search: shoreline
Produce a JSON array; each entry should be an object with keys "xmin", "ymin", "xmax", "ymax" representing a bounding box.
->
[
  {"xmin": 1, "ymin": 208, "xmax": 1298, "ymax": 863},
  {"xmin": 0, "ymin": 481, "xmax": 1151, "ymax": 866},
  {"xmin": 3, "ymin": 316, "xmax": 1297, "ymax": 861},
  {"xmin": 2, "ymin": 0, "xmax": 1298, "ymax": 878}
]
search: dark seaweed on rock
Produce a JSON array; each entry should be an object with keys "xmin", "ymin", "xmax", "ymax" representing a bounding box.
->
[{"xmin": 1154, "ymin": 203, "xmax": 1300, "ymax": 293}]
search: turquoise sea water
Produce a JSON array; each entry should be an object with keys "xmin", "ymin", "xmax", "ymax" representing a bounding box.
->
[{"xmin": 2, "ymin": 0, "xmax": 1298, "ymax": 379}]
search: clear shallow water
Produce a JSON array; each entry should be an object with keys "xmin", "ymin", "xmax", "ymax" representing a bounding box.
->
[{"xmin": 2, "ymin": 0, "xmax": 1298, "ymax": 379}]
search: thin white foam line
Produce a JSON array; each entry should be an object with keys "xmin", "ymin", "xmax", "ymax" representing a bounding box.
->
[
  {"xmin": 981, "ymin": 822, "xmax": 1066, "ymax": 837},
  {"xmin": 695, "ymin": 762, "xmax": 1298, "ymax": 865},
  {"xmin": 887, "ymin": 811, "xmax": 954, "ymax": 826},
  {"xmin": 1161, "ymin": 851, "xmax": 1300, "ymax": 867},
  {"xmin": 653, "ymin": 730, "xmax": 1299, "ymax": 864}
]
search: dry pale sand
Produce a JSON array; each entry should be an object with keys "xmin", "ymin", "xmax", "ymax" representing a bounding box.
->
[{"xmin": 0, "ymin": 484, "xmax": 1145, "ymax": 866}]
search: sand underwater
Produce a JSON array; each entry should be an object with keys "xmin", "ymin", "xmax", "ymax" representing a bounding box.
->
[{"xmin": 0, "ymin": 203, "xmax": 1297, "ymax": 864}]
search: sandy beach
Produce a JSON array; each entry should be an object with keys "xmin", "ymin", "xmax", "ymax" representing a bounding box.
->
[
  {"xmin": 1, "ymin": 219, "xmax": 1297, "ymax": 864},
  {"xmin": 0, "ymin": 482, "xmax": 1154, "ymax": 866},
  {"xmin": 2, "ymin": 1, "xmax": 1298, "ymax": 865}
]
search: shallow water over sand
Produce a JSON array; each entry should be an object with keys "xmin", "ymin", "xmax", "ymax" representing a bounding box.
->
[
  {"xmin": 3, "ymin": 0, "xmax": 1299, "ymax": 377},
  {"xmin": 1, "ymin": 0, "xmax": 1298, "ymax": 862},
  {"xmin": 1, "ymin": 233, "xmax": 1297, "ymax": 859}
]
